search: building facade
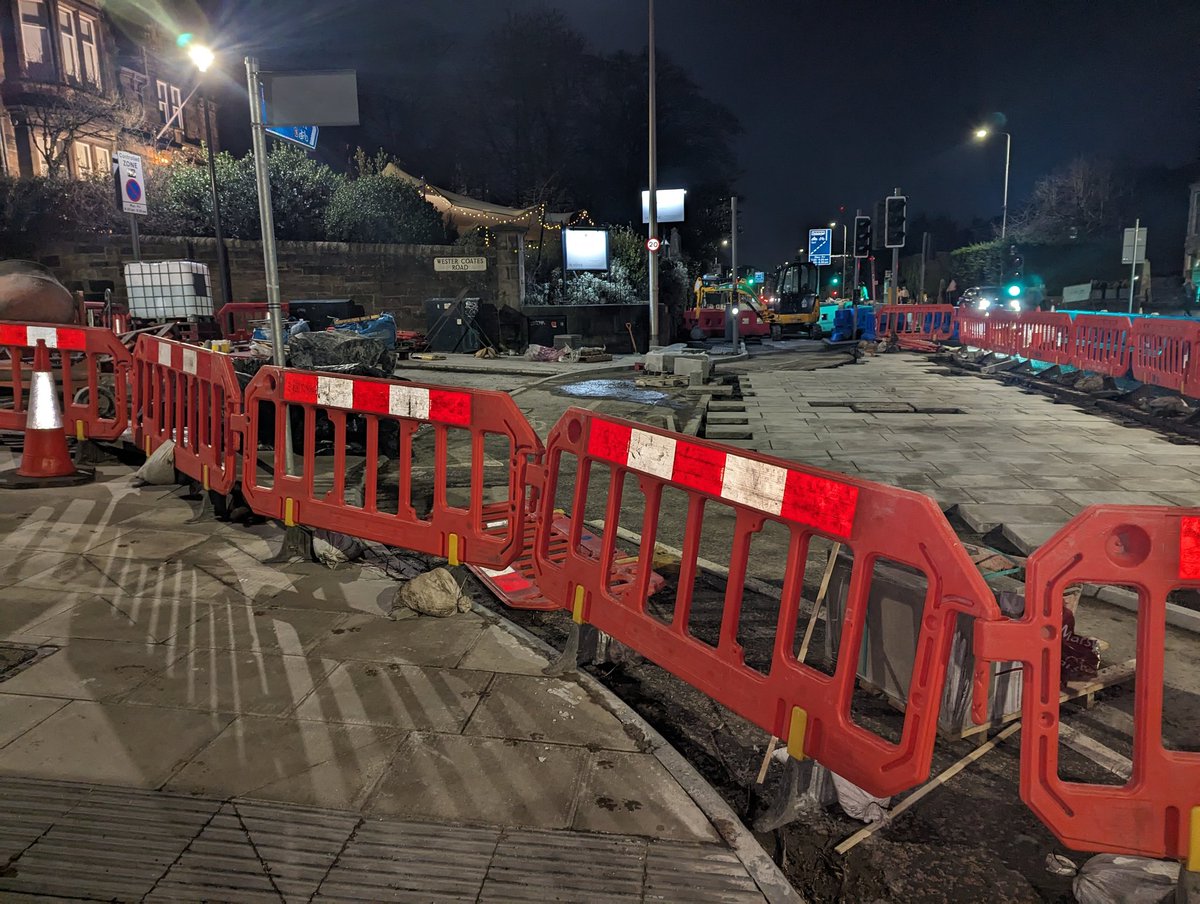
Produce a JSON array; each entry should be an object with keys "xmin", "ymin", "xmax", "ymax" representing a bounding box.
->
[{"xmin": 0, "ymin": 0, "xmax": 216, "ymax": 179}]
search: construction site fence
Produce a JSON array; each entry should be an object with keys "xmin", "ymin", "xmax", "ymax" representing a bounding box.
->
[
  {"xmin": 0, "ymin": 322, "xmax": 131, "ymax": 441},
  {"xmin": 878, "ymin": 305, "xmax": 1200, "ymax": 397},
  {"xmin": 2, "ymin": 320, "xmax": 1196, "ymax": 868}
]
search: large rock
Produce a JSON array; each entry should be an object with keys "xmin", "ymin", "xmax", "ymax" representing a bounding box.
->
[{"xmin": 396, "ymin": 567, "xmax": 466, "ymax": 617}]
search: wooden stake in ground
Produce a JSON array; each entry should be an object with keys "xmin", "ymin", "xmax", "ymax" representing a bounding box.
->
[
  {"xmin": 756, "ymin": 542, "xmax": 843, "ymax": 785},
  {"xmin": 834, "ymin": 721, "xmax": 1023, "ymax": 856}
]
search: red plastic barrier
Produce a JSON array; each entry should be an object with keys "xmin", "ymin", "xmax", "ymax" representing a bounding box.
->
[
  {"xmin": 957, "ymin": 310, "xmax": 988, "ymax": 347},
  {"xmin": 133, "ymin": 336, "xmax": 242, "ymax": 494},
  {"xmin": 238, "ymin": 366, "xmax": 542, "ymax": 569},
  {"xmin": 1017, "ymin": 311, "xmax": 1072, "ymax": 365},
  {"xmin": 984, "ymin": 310, "xmax": 1023, "ymax": 356},
  {"xmin": 531, "ymin": 409, "xmax": 1000, "ymax": 797},
  {"xmin": 976, "ymin": 506, "xmax": 1200, "ymax": 861},
  {"xmin": 876, "ymin": 304, "xmax": 956, "ymax": 341},
  {"xmin": 1130, "ymin": 318, "xmax": 1199, "ymax": 394},
  {"xmin": 0, "ymin": 322, "xmax": 131, "ymax": 441},
  {"xmin": 1069, "ymin": 314, "xmax": 1133, "ymax": 377}
]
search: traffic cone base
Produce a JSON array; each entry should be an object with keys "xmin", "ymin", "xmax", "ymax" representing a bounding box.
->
[{"xmin": 0, "ymin": 340, "xmax": 94, "ymax": 490}]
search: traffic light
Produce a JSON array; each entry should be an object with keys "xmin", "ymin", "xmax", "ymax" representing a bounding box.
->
[
  {"xmin": 1004, "ymin": 244, "xmax": 1024, "ymax": 298},
  {"xmin": 884, "ymin": 195, "xmax": 907, "ymax": 248},
  {"xmin": 873, "ymin": 201, "xmax": 886, "ymax": 250},
  {"xmin": 853, "ymin": 215, "xmax": 871, "ymax": 258}
]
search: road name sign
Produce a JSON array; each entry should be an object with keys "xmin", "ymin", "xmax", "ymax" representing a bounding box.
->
[{"xmin": 434, "ymin": 256, "xmax": 488, "ymax": 272}]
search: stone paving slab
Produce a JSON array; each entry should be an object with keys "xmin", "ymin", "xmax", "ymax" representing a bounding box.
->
[
  {"xmin": 742, "ymin": 352, "xmax": 1199, "ymax": 551},
  {"xmin": 0, "ymin": 465, "xmax": 786, "ymax": 902}
]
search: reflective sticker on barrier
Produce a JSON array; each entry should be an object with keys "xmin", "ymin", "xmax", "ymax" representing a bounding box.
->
[
  {"xmin": 158, "ymin": 342, "xmax": 172, "ymax": 367},
  {"xmin": 478, "ymin": 565, "xmax": 531, "ymax": 594},
  {"xmin": 182, "ymin": 348, "xmax": 197, "ymax": 375},
  {"xmin": 587, "ymin": 420, "xmax": 858, "ymax": 537},
  {"xmin": 0, "ymin": 324, "xmax": 87, "ymax": 351},
  {"xmin": 1181, "ymin": 516, "xmax": 1200, "ymax": 579},
  {"xmin": 281, "ymin": 371, "xmax": 472, "ymax": 425}
]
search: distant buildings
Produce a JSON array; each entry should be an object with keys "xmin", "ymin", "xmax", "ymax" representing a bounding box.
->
[{"xmin": 0, "ymin": 0, "xmax": 216, "ymax": 179}]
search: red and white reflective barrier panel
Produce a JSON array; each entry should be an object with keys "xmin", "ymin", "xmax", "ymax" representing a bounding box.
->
[
  {"xmin": 976, "ymin": 506, "xmax": 1200, "ymax": 863},
  {"xmin": 533, "ymin": 409, "xmax": 1001, "ymax": 798},
  {"xmin": 876, "ymin": 304, "xmax": 956, "ymax": 342},
  {"xmin": 1130, "ymin": 317, "xmax": 1199, "ymax": 395},
  {"xmin": 1068, "ymin": 314, "xmax": 1133, "ymax": 378},
  {"xmin": 133, "ymin": 336, "xmax": 242, "ymax": 494},
  {"xmin": 0, "ymin": 321, "xmax": 131, "ymax": 441},
  {"xmin": 238, "ymin": 366, "xmax": 543, "ymax": 570},
  {"xmin": 1017, "ymin": 311, "xmax": 1072, "ymax": 365},
  {"xmin": 281, "ymin": 372, "xmax": 471, "ymax": 426}
]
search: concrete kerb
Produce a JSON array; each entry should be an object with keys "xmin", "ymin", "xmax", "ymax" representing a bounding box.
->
[
  {"xmin": 1080, "ymin": 583, "xmax": 1200, "ymax": 636},
  {"xmin": 467, "ymin": 600, "xmax": 803, "ymax": 904}
]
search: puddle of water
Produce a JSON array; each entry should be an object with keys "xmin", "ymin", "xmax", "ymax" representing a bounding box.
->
[{"xmin": 555, "ymin": 379, "xmax": 683, "ymax": 408}]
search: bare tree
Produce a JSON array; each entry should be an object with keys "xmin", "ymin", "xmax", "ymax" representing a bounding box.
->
[
  {"xmin": 23, "ymin": 85, "xmax": 140, "ymax": 178},
  {"xmin": 1010, "ymin": 157, "xmax": 1132, "ymax": 242}
]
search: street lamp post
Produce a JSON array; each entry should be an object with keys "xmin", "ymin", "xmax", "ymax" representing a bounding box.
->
[
  {"xmin": 646, "ymin": 0, "xmax": 659, "ymax": 346},
  {"xmin": 974, "ymin": 127, "xmax": 1012, "ymax": 239},
  {"xmin": 188, "ymin": 44, "xmax": 234, "ymax": 309}
]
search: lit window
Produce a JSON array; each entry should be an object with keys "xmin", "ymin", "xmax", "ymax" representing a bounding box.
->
[
  {"xmin": 19, "ymin": 0, "xmax": 53, "ymax": 79},
  {"xmin": 78, "ymin": 12, "xmax": 99, "ymax": 85},
  {"xmin": 75, "ymin": 141, "xmax": 94, "ymax": 177},
  {"xmin": 157, "ymin": 80, "xmax": 183, "ymax": 126},
  {"xmin": 58, "ymin": 8, "xmax": 79, "ymax": 80}
]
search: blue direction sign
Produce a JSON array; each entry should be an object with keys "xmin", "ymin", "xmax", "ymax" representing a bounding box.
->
[
  {"xmin": 266, "ymin": 124, "xmax": 319, "ymax": 150},
  {"xmin": 808, "ymin": 228, "xmax": 833, "ymax": 266}
]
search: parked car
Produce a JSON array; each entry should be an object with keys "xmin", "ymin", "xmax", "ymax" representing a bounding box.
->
[{"xmin": 959, "ymin": 285, "xmax": 1024, "ymax": 312}]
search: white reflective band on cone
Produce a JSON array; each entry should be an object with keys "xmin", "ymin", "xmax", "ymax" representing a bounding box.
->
[{"xmin": 26, "ymin": 371, "xmax": 63, "ymax": 430}]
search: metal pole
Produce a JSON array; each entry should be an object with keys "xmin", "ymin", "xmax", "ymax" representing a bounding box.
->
[
  {"xmin": 919, "ymin": 231, "xmax": 929, "ymax": 302},
  {"xmin": 201, "ymin": 82, "xmax": 233, "ymax": 309},
  {"xmin": 129, "ymin": 215, "xmax": 141, "ymax": 261},
  {"xmin": 1001, "ymin": 131, "xmax": 1011, "ymax": 239},
  {"xmin": 245, "ymin": 56, "xmax": 286, "ymax": 367},
  {"xmin": 646, "ymin": 0, "xmax": 659, "ymax": 346},
  {"xmin": 1128, "ymin": 217, "xmax": 1140, "ymax": 313},
  {"xmin": 840, "ymin": 224, "xmax": 847, "ymax": 291},
  {"xmin": 730, "ymin": 195, "xmax": 739, "ymax": 350}
]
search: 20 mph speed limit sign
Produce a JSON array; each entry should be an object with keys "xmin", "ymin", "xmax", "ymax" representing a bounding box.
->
[{"xmin": 646, "ymin": 237, "xmax": 661, "ymax": 253}]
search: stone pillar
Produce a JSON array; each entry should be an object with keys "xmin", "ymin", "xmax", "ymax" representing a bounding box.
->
[{"xmin": 494, "ymin": 226, "xmax": 526, "ymax": 309}]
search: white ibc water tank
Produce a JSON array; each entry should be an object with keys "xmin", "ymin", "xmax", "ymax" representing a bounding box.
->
[{"xmin": 123, "ymin": 260, "xmax": 212, "ymax": 320}]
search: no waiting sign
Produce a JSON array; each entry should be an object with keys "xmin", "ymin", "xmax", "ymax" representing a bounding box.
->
[{"xmin": 114, "ymin": 151, "xmax": 147, "ymax": 216}]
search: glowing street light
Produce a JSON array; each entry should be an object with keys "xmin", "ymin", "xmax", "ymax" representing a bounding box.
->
[
  {"xmin": 187, "ymin": 43, "xmax": 215, "ymax": 73},
  {"xmin": 973, "ymin": 125, "xmax": 1012, "ymax": 238}
]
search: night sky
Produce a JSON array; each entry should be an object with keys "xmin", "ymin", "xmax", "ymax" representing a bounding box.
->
[{"xmin": 195, "ymin": 0, "xmax": 1199, "ymax": 266}]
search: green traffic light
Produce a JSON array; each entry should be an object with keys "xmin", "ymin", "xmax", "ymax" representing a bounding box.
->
[
  {"xmin": 1006, "ymin": 284, "xmax": 1021, "ymax": 297},
  {"xmin": 831, "ymin": 276, "xmax": 839, "ymax": 284}
]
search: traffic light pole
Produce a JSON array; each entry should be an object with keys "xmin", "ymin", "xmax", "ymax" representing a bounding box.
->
[
  {"xmin": 730, "ymin": 195, "xmax": 739, "ymax": 350},
  {"xmin": 890, "ymin": 187, "xmax": 901, "ymax": 305}
]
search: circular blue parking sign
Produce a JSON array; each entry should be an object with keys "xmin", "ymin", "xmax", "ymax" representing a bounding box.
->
[{"xmin": 125, "ymin": 178, "xmax": 142, "ymax": 202}]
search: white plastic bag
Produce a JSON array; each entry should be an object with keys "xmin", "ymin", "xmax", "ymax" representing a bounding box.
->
[
  {"xmin": 1072, "ymin": 854, "xmax": 1178, "ymax": 904},
  {"xmin": 132, "ymin": 440, "xmax": 175, "ymax": 485}
]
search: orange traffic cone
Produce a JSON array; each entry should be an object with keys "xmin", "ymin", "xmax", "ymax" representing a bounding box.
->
[{"xmin": 0, "ymin": 339, "xmax": 93, "ymax": 489}]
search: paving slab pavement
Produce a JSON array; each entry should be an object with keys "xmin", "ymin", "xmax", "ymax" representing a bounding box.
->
[
  {"xmin": 738, "ymin": 354, "xmax": 1197, "ymax": 551},
  {"xmin": 0, "ymin": 451, "xmax": 790, "ymax": 902}
]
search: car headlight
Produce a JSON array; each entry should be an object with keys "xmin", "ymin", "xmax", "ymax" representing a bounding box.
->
[
  {"xmin": 1008, "ymin": 299, "xmax": 1021, "ymax": 311},
  {"xmin": 978, "ymin": 298, "xmax": 991, "ymax": 311}
]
